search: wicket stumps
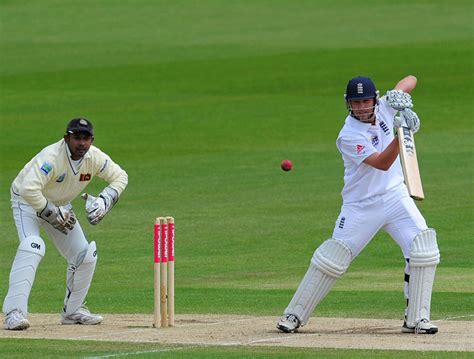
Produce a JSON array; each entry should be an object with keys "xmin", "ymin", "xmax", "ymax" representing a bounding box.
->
[{"xmin": 153, "ymin": 216, "xmax": 175, "ymax": 328}]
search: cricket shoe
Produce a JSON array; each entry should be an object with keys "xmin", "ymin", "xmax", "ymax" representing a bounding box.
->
[
  {"xmin": 402, "ymin": 318, "xmax": 438, "ymax": 334},
  {"xmin": 4, "ymin": 309, "xmax": 30, "ymax": 330},
  {"xmin": 61, "ymin": 305, "xmax": 103, "ymax": 325},
  {"xmin": 277, "ymin": 314, "xmax": 300, "ymax": 333}
]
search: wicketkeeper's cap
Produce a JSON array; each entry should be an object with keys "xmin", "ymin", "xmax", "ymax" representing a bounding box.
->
[{"xmin": 66, "ymin": 118, "xmax": 94, "ymax": 136}]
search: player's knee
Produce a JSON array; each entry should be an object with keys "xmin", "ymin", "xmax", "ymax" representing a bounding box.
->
[
  {"xmin": 19, "ymin": 236, "xmax": 46, "ymax": 257},
  {"xmin": 75, "ymin": 241, "xmax": 98, "ymax": 267},
  {"xmin": 311, "ymin": 239, "xmax": 352, "ymax": 278},
  {"xmin": 410, "ymin": 229, "xmax": 440, "ymax": 267},
  {"xmin": 83, "ymin": 241, "xmax": 98, "ymax": 264}
]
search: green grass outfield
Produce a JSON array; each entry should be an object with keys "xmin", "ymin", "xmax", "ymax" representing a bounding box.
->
[
  {"xmin": 1, "ymin": 339, "xmax": 473, "ymax": 359},
  {"xmin": 0, "ymin": 0, "xmax": 473, "ymax": 357}
]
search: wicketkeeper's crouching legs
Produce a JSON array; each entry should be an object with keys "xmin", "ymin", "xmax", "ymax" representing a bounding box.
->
[
  {"xmin": 277, "ymin": 239, "xmax": 352, "ymax": 332},
  {"xmin": 61, "ymin": 241, "xmax": 103, "ymax": 325},
  {"xmin": 403, "ymin": 228, "xmax": 440, "ymax": 334}
]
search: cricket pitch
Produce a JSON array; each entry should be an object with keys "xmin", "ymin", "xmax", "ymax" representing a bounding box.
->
[{"xmin": 1, "ymin": 314, "xmax": 472, "ymax": 352}]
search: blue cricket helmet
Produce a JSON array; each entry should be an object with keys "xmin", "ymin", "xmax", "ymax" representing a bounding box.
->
[
  {"xmin": 344, "ymin": 76, "xmax": 380, "ymax": 122},
  {"xmin": 344, "ymin": 76, "xmax": 379, "ymax": 102}
]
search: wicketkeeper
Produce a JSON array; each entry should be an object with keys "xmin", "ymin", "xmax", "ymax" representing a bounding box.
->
[
  {"xmin": 277, "ymin": 76, "xmax": 440, "ymax": 334},
  {"xmin": 3, "ymin": 118, "xmax": 128, "ymax": 330}
]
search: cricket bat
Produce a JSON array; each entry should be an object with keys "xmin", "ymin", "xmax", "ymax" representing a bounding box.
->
[{"xmin": 398, "ymin": 111, "xmax": 424, "ymax": 200}]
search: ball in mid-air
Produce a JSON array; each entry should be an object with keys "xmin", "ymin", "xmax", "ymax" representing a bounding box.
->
[{"xmin": 281, "ymin": 159, "xmax": 293, "ymax": 171}]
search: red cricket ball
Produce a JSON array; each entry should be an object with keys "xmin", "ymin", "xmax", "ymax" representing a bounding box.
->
[{"xmin": 281, "ymin": 159, "xmax": 293, "ymax": 171}]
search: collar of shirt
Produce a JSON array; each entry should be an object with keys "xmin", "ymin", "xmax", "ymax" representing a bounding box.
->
[
  {"xmin": 62, "ymin": 139, "xmax": 92, "ymax": 174},
  {"xmin": 346, "ymin": 116, "xmax": 377, "ymax": 131},
  {"xmin": 63, "ymin": 139, "xmax": 92, "ymax": 162}
]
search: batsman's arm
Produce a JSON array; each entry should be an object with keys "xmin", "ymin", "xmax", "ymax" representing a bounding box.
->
[
  {"xmin": 363, "ymin": 136, "xmax": 400, "ymax": 171},
  {"xmin": 394, "ymin": 75, "xmax": 417, "ymax": 93}
]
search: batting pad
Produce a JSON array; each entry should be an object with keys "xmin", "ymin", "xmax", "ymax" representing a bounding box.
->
[
  {"xmin": 3, "ymin": 236, "xmax": 45, "ymax": 315},
  {"xmin": 63, "ymin": 241, "xmax": 97, "ymax": 315},
  {"xmin": 406, "ymin": 229, "xmax": 440, "ymax": 327},
  {"xmin": 284, "ymin": 239, "xmax": 352, "ymax": 326}
]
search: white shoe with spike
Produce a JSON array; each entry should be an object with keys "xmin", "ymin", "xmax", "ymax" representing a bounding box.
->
[
  {"xmin": 4, "ymin": 309, "xmax": 30, "ymax": 330},
  {"xmin": 61, "ymin": 304, "xmax": 103, "ymax": 325}
]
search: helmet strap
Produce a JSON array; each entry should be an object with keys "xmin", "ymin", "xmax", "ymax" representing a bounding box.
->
[{"xmin": 347, "ymin": 98, "xmax": 377, "ymax": 123}]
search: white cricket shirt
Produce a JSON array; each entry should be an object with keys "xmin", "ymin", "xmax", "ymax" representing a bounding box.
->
[
  {"xmin": 336, "ymin": 97, "xmax": 405, "ymax": 203},
  {"xmin": 12, "ymin": 139, "xmax": 128, "ymax": 211}
]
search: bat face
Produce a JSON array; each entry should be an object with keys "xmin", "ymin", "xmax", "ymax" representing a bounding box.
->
[{"xmin": 398, "ymin": 126, "xmax": 424, "ymax": 200}]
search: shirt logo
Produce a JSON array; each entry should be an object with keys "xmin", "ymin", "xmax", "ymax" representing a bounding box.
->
[
  {"xmin": 80, "ymin": 173, "xmax": 92, "ymax": 181},
  {"xmin": 380, "ymin": 121, "xmax": 390, "ymax": 135},
  {"xmin": 372, "ymin": 136, "xmax": 379, "ymax": 146},
  {"xmin": 99, "ymin": 159, "xmax": 109, "ymax": 173},
  {"xmin": 356, "ymin": 144, "xmax": 365, "ymax": 154},
  {"xmin": 40, "ymin": 162, "xmax": 53, "ymax": 175},
  {"xmin": 357, "ymin": 83, "xmax": 363, "ymax": 94},
  {"xmin": 338, "ymin": 217, "xmax": 346, "ymax": 229},
  {"xmin": 56, "ymin": 173, "xmax": 66, "ymax": 183}
]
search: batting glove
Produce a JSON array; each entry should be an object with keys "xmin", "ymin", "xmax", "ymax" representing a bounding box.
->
[
  {"xmin": 395, "ymin": 109, "xmax": 421, "ymax": 134},
  {"xmin": 402, "ymin": 108, "xmax": 420, "ymax": 133},
  {"xmin": 386, "ymin": 89, "xmax": 413, "ymax": 111},
  {"xmin": 393, "ymin": 115, "xmax": 402, "ymax": 128}
]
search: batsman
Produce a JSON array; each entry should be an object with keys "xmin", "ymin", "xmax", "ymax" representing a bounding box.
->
[
  {"xmin": 3, "ymin": 118, "xmax": 128, "ymax": 330},
  {"xmin": 277, "ymin": 76, "xmax": 440, "ymax": 334}
]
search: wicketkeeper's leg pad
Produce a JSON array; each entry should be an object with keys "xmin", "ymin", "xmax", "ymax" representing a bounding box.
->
[
  {"xmin": 406, "ymin": 229, "xmax": 440, "ymax": 328},
  {"xmin": 3, "ymin": 236, "xmax": 45, "ymax": 315},
  {"xmin": 284, "ymin": 239, "xmax": 352, "ymax": 326},
  {"xmin": 63, "ymin": 241, "xmax": 98, "ymax": 315}
]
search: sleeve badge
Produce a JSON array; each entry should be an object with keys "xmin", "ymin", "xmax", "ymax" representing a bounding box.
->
[
  {"xmin": 40, "ymin": 162, "xmax": 53, "ymax": 175},
  {"xmin": 56, "ymin": 173, "xmax": 66, "ymax": 183}
]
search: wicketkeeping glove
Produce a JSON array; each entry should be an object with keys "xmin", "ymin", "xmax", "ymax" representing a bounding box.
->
[
  {"xmin": 386, "ymin": 89, "xmax": 413, "ymax": 111},
  {"xmin": 37, "ymin": 201, "xmax": 76, "ymax": 234},
  {"xmin": 82, "ymin": 186, "xmax": 119, "ymax": 225}
]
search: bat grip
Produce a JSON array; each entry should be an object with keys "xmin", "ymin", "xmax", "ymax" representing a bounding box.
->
[{"xmin": 399, "ymin": 110, "xmax": 408, "ymax": 128}]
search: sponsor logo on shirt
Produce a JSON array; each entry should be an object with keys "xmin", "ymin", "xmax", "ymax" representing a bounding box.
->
[
  {"xmin": 40, "ymin": 162, "xmax": 53, "ymax": 175},
  {"xmin": 338, "ymin": 217, "xmax": 346, "ymax": 229},
  {"xmin": 372, "ymin": 135, "xmax": 379, "ymax": 146},
  {"xmin": 80, "ymin": 173, "xmax": 92, "ymax": 181},
  {"xmin": 356, "ymin": 144, "xmax": 365, "ymax": 154},
  {"xmin": 380, "ymin": 121, "xmax": 390, "ymax": 135},
  {"xmin": 56, "ymin": 173, "xmax": 66, "ymax": 183},
  {"xmin": 99, "ymin": 159, "xmax": 109, "ymax": 173}
]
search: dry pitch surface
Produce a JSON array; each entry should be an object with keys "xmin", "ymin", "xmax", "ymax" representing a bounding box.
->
[{"xmin": 1, "ymin": 314, "xmax": 473, "ymax": 352}]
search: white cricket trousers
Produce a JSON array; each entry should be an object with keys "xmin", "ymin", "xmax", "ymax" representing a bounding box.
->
[
  {"xmin": 10, "ymin": 195, "xmax": 89, "ymax": 263},
  {"xmin": 332, "ymin": 185, "xmax": 428, "ymax": 259},
  {"xmin": 3, "ymin": 194, "xmax": 90, "ymax": 314}
]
